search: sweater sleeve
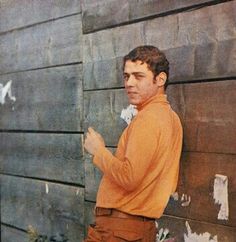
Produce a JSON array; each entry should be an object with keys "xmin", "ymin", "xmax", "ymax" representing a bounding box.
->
[{"xmin": 93, "ymin": 114, "xmax": 160, "ymax": 191}]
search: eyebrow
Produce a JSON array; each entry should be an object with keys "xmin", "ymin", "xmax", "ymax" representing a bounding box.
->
[{"xmin": 123, "ymin": 72, "xmax": 146, "ymax": 75}]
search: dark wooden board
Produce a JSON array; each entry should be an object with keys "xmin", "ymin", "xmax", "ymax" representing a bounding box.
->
[
  {"xmin": 167, "ymin": 80, "xmax": 236, "ymax": 154},
  {"xmin": 84, "ymin": 148, "xmax": 115, "ymax": 201},
  {"xmin": 1, "ymin": 224, "xmax": 28, "ymax": 242},
  {"xmin": 82, "ymin": 0, "xmax": 220, "ymax": 33},
  {"xmin": 0, "ymin": 0, "xmax": 81, "ymax": 33},
  {"xmin": 165, "ymin": 152, "xmax": 236, "ymax": 226},
  {"xmin": 84, "ymin": 80, "xmax": 236, "ymax": 154},
  {"xmin": 84, "ymin": 202, "xmax": 236, "ymax": 242},
  {"xmin": 0, "ymin": 64, "xmax": 83, "ymax": 131},
  {"xmin": 157, "ymin": 215, "xmax": 236, "ymax": 242},
  {"xmin": 84, "ymin": 89, "xmax": 128, "ymax": 146},
  {"xmin": 1, "ymin": 175, "xmax": 85, "ymax": 241},
  {"xmin": 0, "ymin": 15, "xmax": 82, "ymax": 74},
  {"xmin": 0, "ymin": 132, "xmax": 84, "ymax": 185}
]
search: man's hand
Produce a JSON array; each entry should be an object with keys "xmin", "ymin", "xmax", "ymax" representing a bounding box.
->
[{"xmin": 84, "ymin": 127, "xmax": 105, "ymax": 156}]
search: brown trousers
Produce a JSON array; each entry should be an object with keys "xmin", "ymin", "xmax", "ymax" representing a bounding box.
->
[{"xmin": 84, "ymin": 208, "xmax": 157, "ymax": 242}]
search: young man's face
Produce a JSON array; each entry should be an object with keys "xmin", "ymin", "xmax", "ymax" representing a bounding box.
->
[{"xmin": 123, "ymin": 60, "xmax": 159, "ymax": 106}]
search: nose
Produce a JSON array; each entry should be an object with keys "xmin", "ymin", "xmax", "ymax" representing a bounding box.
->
[{"xmin": 126, "ymin": 75, "xmax": 136, "ymax": 87}]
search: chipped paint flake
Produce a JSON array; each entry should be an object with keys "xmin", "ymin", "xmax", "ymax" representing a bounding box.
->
[
  {"xmin": 0, "ymin": 80, "xmax": 16, "ymax": 105},
  {"xmin": 120, "ymin": 104, "xmax": 137, "ymax": 125},
  {"xmin": 45, "ymin": 183, "xmax": 49, "ymax": 194},
  {"xmin": 184, "ymin": 221, "xmax": 217, "ymax": 242},
  {"xmin": 213, "ymin": 174, "xmax": 229, "ymax": 220},
  {"xmin": 181, "ymin": 194, "xmax": 191, "ymax": 207},
  {"xmin": 171, "ymin": 192, "xmax": 179, "ymax": 201}
]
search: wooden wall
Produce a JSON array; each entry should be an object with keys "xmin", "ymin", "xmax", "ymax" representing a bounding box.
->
[{"xmin": 1, "ymin": 0, "xmax": 236, "ymax": 241}]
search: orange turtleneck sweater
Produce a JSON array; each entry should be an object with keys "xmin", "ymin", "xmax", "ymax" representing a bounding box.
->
[{"xmin": 93, "ymin": 94, "xmax": 183, "ymax": 218}]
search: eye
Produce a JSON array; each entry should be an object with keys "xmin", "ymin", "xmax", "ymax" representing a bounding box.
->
[
  {"xmin": 134, "ymin": 74, "xmax": 145, "ymax": 80},
  {"xmin": 123, "ymin": 73, "xmax": 129, "ymax": 81}
]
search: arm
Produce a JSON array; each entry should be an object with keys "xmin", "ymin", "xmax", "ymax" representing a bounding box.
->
[{"xmin": 84, "ymin": 118, "xmax": 159, "ymax": 191}]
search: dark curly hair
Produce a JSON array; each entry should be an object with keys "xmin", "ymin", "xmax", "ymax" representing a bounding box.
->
[{"xmin": 123, "ymin": 45, "xmax": 169, "ymax": 89}]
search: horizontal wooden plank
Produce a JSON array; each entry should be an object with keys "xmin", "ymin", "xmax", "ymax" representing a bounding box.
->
[
  {"xmin": 84, "ymin": 202, "xmax": 236, "ymax": 242},
  {"xmin": 165, "ymin": 152, "xmax": 236, "ymax": 226},
  {"xmin": 1, "ymin": 224, "xmax": 28, "ymax": 242},
  {"xmin": 1, "ymin": 175, "xmax": 85, "ymax": 241},
  {"xmin": 0, "ymin": 65, "xmax": 83, "ymax": 131},
  {"xmin": 0, "ymin": 0, "xmax": 81, "ymax": 33},
  {"xmin": 82, "ymin": 0, "xmax": 218, "ymax": 33},
  {"xmin": 84, "ymin": 148, "xmax": 115, "ymax": 201},
  {"xmin": 0, "ymin": 15, "xmax": 82, "ymax": 74},
  {"xmin": 84, "ymin": 80, "xmax": 236, "ymax": 154},
  {"xmin": 83, "ymin": 2, "xmax": 235, "ymax": 62},
  {"xmin": 157, "ymin": 215, "xmax": 236, "ymax": 242},
  {"xmin": 84, "ymin": 40, "xmax": 236, "ymax": 90},
  {"xmin": 167, "ymin": 80, "xmax": 236, "ymax": 154},
  {"xmin": 0, "ymin": 133, "xmax": 84, "ymax": 185},
  {"xmin": 83, "ymin": 1, "xmax": 236, "ymax": 89},
  {"xmin": 84, "ymin": 89, "xmax": 128, "ymax": 146}
]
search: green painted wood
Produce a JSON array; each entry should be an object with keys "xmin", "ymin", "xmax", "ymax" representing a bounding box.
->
[
  {"xmin": 0, "ymin": 65, "xmax": 83, "ymax": 131},
  {"xmin": 84, "ymin": 201, "xmax": 96, "ymax": 237},
  {"xmin": 82, "ymin": 0, "xmax": 220, "ymax": 33},
  {"xmin": 1, "ymin": 175, "xmax": 85, "ymax": 242},
  {"xmin": 0, "ymin": 133, "xmax": 84, "ymax": 185},
  {"xmin": 0, "ymin": 0, "xmax": 81, "ymax": 33},
  {"xmin": 0, "ymin": 15, "xmax": 82, "ymax": 74},
  {"xmin": 165, "ymin": 152, "xmax": 236, "ymax": 226}
]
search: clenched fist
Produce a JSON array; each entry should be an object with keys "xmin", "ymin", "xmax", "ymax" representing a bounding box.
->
[{"xmin": 84, "ymin": 127, "xmax": 105, "ymax": 156}]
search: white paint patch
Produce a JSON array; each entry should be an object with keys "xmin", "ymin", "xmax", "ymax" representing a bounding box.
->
[
  {"xmin": 0, "ymin": 80, "xmax": 16, "ymax": 104},
  {"xmin": 171, "ymin": 192, "xmax": 179, "ymax": 201},
  {"xmin": 76, "ymin": 189, "xmax": 80, "ymax": 196},
  {"xmin": 45, "ymin": 183, "xmax": 49, "ymax": 194},
  {"xmin": 184, "ymin": 221, "xmax": 217, "ymax": 242},
  {"xmin": 156, "ymin": 227, "xmax": 170, "ymax": 242},
  {"xmin": 181, "ymin": 194, "xmax": 191, "ymax": 207},
  {"xmin": 171, "ymin": 192, "xmax": 191, "ymax": 207},
  {"xmin": 120, "ymin": 104, "xmax": 138, "ymax": 125},
  {"xmin": 213, "ymin": 174, "xmax": 229, "ymax": 220}
]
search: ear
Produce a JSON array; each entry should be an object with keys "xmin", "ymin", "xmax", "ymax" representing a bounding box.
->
[{"xmin": 155, "ymin": 72, "xmax": 167, "ymax": 87}]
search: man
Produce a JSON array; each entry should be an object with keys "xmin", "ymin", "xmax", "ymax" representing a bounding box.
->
[{"xmin": 84, "ymin": 46, "xmax": 183, "ymax": 242}]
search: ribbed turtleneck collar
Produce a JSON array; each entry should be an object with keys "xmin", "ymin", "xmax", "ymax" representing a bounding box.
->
[{"xmin": 136, "ymin": 93, "xmax": 169, "ymax": 111}]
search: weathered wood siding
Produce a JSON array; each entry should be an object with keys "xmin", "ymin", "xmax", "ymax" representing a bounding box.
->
[
  {"xmin": 0, "ymin": 1, "xmax": 84, "ymax": 241},
  {"xmin": 1, "ymin": 0, "xmax": 236, "ymax": 241}
]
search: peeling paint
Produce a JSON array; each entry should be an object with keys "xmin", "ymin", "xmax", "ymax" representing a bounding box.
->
[
  {"xmin": 0, "ymin": 80, "xmax": 16, "ymax": 104},
  {"xmin": 213, "ymin": 174, "xmax": 229, "ymax": 220},
  {"xmin": 181, "ymin": 194, "xmax": 191, "ymax": 207},
  {"xmin": 171, "ymin": 192, "xmax": 179, "ymax": 201},
  {"xmin": 45, "ymin": 183, "xmax": 49, "ymax": 194},
  {"xmin": 184, "ymin": 221, "xmax": 217, "ymax": 242},
  {"xmin": 120, "ymin": 104, "xmax": 137, "ymax": 125}
]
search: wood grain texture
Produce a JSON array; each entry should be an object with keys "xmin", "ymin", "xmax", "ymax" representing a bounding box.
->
[
  {"xmin": 1, "ymin": 175, "xmax": 85, "ymax": 241},
  {"xmin": 1, "ymin": 225, "xmax": 28, "ymax": 242},
  {"xmin": 84, "ymin": 80, "xmax": 236, "ymax": 154},
  {"xmin": 84, "ymin": 89, "xmax": 128, "ymax": 146},
  {"xmin": 0, "ymin": 65, "xmax": 83, "ymax": 131},
  {"xmin": 157, "ymin": 215, "xmax": 236, "ymax": 242},
  {"xmin": 0, "ymin": 15, "xmax": 82, "ymax": 74},
  {"xmin": 0, "ymin": 133, "xmax": 84, "ymax": 185},
  {"xmin": 83, "ymin": 1, "xmax": 236, "ymax": 90},
  {"xmin": 167, "ymin": 80, "xmax": 236, "ymax": 154},
  {"xmin": 0, "ymin": 0, "xmax": 81, "ymax": 33},
  {"xmin": 81, "ymin": 0, "xmax": 219, "ymax": 33},
  {"xmin": 84, "ymin": 148, "xmax": 115, "ymax": 201},
  {"xmin": 165, "ymin": 152, "xmax": 236, "ymax": 226},
  {"xmin": 84, "ymin": 202, "xmax": 236, "ymax": 242}
]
